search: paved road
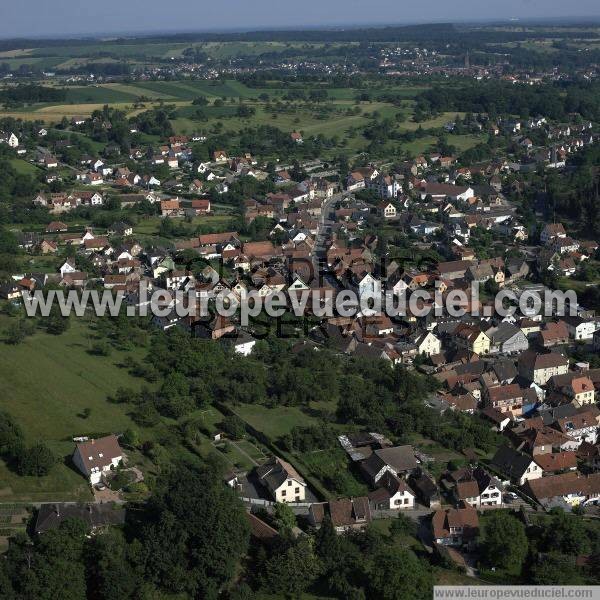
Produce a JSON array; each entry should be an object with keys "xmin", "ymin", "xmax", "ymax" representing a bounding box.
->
[{"xmin": 311, "ymin": 192, "xmax": 342, "ymax": 287}]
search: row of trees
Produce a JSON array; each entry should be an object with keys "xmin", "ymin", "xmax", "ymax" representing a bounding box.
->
[{"xmin": 0, "ymin": 411, "xmax": 55, "ymax": 476}]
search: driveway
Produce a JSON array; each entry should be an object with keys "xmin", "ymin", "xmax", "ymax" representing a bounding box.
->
[{"xmin": 93, "ymin": 487, "xmax": 122, "ymax": 504}]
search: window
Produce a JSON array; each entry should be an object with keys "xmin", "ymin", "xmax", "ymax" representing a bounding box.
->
[
  {"xmin": 288, "ymin": 480, "xmax": 292, "ymax": 486},
  {"xmin": 404, "ymin": 498, "xmax": 410, "ymax": 504},
  {"xmin": 295, "ymin": 488, "xmax": 300, "ymax": 494},
  {"xmin": 281, "ymin": 490, "xmax": 286, "ymax": 497}
]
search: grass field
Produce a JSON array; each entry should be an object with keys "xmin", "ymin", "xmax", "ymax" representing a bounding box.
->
[
  {"xmin": 0, "ymin": 316, "xmax": 148, "ymax": 502},
  {"xmin": 234, "ymin": 403, "xmax": 321, "ymax": 440},
  {"xmin": 9, "ymin": 159, "xmax": 42, "ymax": 176},
  {"xmin": 133, "ymin": 213, "xmax": 237, "ymax": 237}
]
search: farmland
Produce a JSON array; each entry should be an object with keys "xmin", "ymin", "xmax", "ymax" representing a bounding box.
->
[{"xmin": 0, "ymin": 77, "xmax": 474, "ymax": 159}]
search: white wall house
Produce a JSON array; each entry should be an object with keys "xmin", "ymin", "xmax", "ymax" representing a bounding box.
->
[
  {"xmin": 256, "ymin": 457, "xmax": 307, "ymax": 503},
  {"xmin": 72, "ymin": 435, "xmax": 123, "ymax": 485}
]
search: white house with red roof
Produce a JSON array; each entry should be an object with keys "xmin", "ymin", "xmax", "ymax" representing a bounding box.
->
[{"xmin": 72, "ymin": 435, "xmax": 123, "ymax": 485}]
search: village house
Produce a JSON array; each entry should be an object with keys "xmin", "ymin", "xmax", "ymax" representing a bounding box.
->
[
  {"xmin": 419, "ymin": 183, "xmax": 474, "ymax": 202},
  {"xmin": 486, "ymin": 323, "xmax": 529, "ymax": 355},
  {"xmin": 35, "ymin": 503, "xmax": 125, "ymax": 535},
  {"xmin": 413, "ymin": 331, "xmax": 442, "ymax": 357},
  {"xmin": 518, "ymin": 350, "xmax": 570, "ymax": 386},
  {"xmin": 46, "ymin": 221, "xmax": 69, "ymax": 233},
  {"xmin": 160, "ymin": 199, "xmax": 182, "ymax": 218},
  {"xmin": 524, "ymin": 471, "xmax": 600, "ymax": 508},
  {"xmin": 72, "ymin": 435, "xmax": 123, "ymax": 485},
  {"xmin": 563, "ymin": 316, "xmax": 597, "ymax": 341},
  {"xmin": 213, "ymin": 150, "xmax": 228, "ymax": 163},
  {"xmin": 378, "ymin": 202, "xmax": 397, "ymax": 219},
  {"xmin": 431, "ymin": 506, "xmax": 479, "ymax": 547},
  {"xmin": 537, "ymin": 321, "xmax": 570, "ymax": 347},
  {"xmin": 359, "ymin": 445, "xmax": 418, "ymax": 486},
  {"xmin": 484, "ymin": 384, "xmax": 525, "ymax": 417},
  {"xmin": 540, "ymin": 222, "xmax": 566, "ymax": 245},
  {"xmin": 39, "ymin": 239, "xmax": 58, "ymax": 254},
  {"xmin": 410, "ymin": 470, "xmax": 441, "ymax": 508},
  {"xmin": 108, "ymin": 221, "xmax": 133, "ymax": 237},
  {"xmin": 256, "ymin": 456, "xmax": 307, "ymax": 503},
  {"xmin": 491, "ymin": 445, "xmax": 543, "ymax": 486},
  {"xmin": 309, "ymin": 497, "xmax": 371, "ymax": 533},
  {"xmin": 83, "ymin": 172, "xmax": 104, "ymax": 186},
  {"xmin": 552, "ymin": 409, "xmax": 600, "ymax": 447},
  {"xmin": 368, "ymin": 471, "xmax": 416, "ymax": 510},
  {"xmin": 454, "ymin": 324, "xmax": 491, "ymax": 355},
  {"xmin": 533, "ymin": 451, "xmax": 578, "ymax": 474},
  {"xmin": 188, "ymin": 199, "xmax": 211, "ymax": 215},
  {"xmin": 452, "ymin": 467, "xmax": 503, "ymax": 508}
]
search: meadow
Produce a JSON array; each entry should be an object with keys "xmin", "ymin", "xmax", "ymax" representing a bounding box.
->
[{"xmin": 0, "ymin": 316, "xmax": 147, "ymax": 501}]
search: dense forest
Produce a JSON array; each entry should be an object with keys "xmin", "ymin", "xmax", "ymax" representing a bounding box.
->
[{"xmin": 0, "ymin": 85, "xmax": 67, "ymax": 105}]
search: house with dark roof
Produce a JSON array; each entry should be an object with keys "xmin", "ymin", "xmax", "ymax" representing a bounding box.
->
[
  {"xmin": 358, "ymin": 445, "xmax": 418, "ymax": 485},
  {"xmin": 451, "ymin": 467, "xmax": 503, "ymax": 508},
  {"xmin": 368, "ymin": 471, "xmax": 416, "ymax": 510},
  {"xmin": 486, "ymin": 323, "xmax": 529, "ymax": 355},
  {"xmin": 490, "ymin": 445, "xmax": 543, "ymax": 486},
  {"xmin": 409, "ymin": 469, "xmax": 441, "ymax": 508},
  {"xmin": 308, "ymin": 497, "xmax": 371, "ymax": 533},
  {"xmin": 518, "ymin": 350, "xmax": 569, "ymax": 386},
  {"xmin": 256, "ymin": 456, "xmax": 306, "ymax": 503},
  {"xmin": 35, "ymin": 503, "xmax": 125, "ymax": 534}
]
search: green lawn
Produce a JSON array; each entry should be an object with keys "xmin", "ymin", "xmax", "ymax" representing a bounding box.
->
[
  {"xmin": 236, "ymin": 439, "xmax": 266, "ymax": 462},
  {"xmin": 9, "ymin": 159, "xmax": 42, "ymax": 176},
  {"xmin": 234, "ymin": 403, "xmax": 322, "ymax": 440},
  {"xmin": 298, "ymin": 447, "xmax": 368, "ymax": 498},
  {"xmin": 133, "ymin": 214, "xmax": 236, "ymax": 236},
  {"xmin": 0, "ymin": 316, "xmax": 148, "ymax": 502}
]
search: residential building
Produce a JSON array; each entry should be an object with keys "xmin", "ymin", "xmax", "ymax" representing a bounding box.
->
[
  {"xmin": 256, "ymin": 457, "xmax": 307, "ymax": 503},
  {"xmin": 518, "ymin": 351, "xmax": 569, "ymax": 386},
  {"xmin": 72, "ymin": 435, "xmax": 123, "ymax": 485},
  {"xmin": 368, "ymin": 472, "xmax": 416, "ymax": 510},
  {"xmin": 490, "ymin": 446, "xmax": 543, "ymax": 486},
  {"xmin": 431, "ymin": 506, "xmax": 479, "ymax": 547},
  {"xmin": 309, "ymin": 497, "xmax": 371, "ymax": 533}
]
